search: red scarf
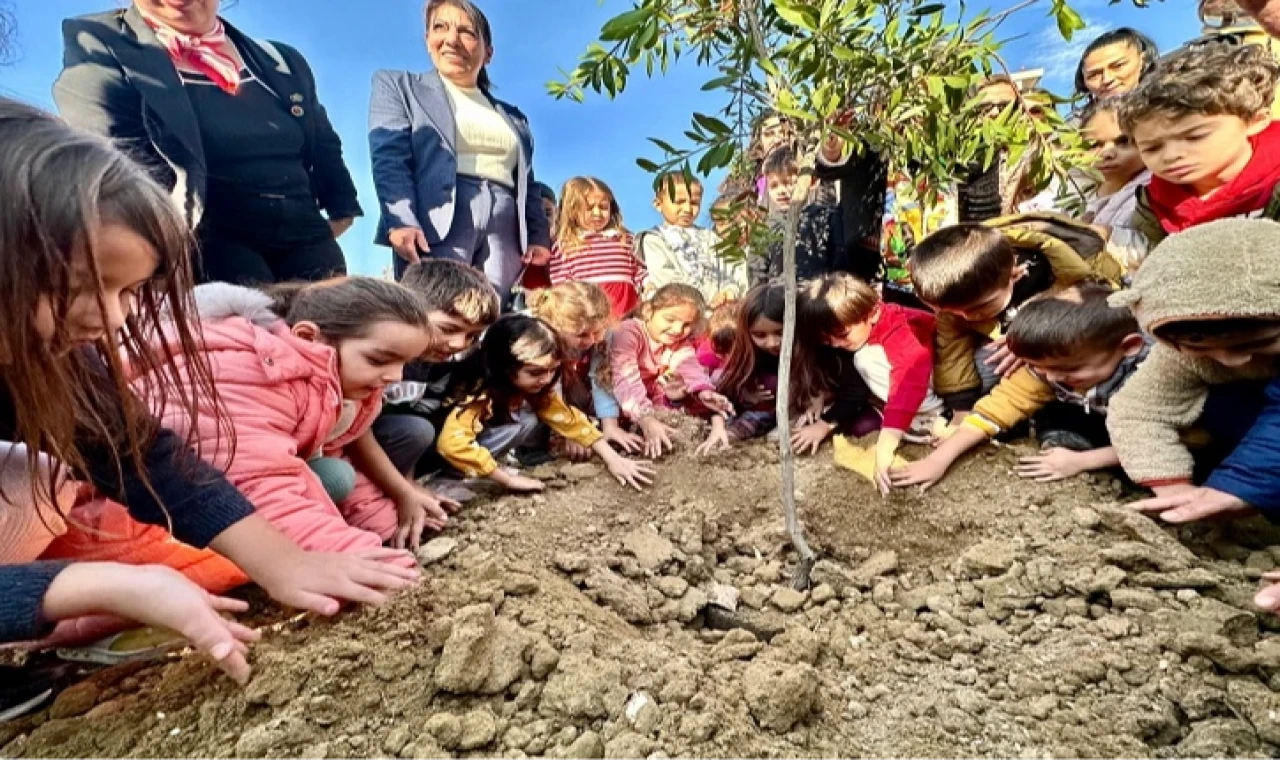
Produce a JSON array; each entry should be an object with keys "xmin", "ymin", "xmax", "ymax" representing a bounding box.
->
[
  {"xmin": 1146, "ymin": 121, "xmax": 1280, "ymax": 234},
  {"xmin": 145, "ymin": 17, "xmax": 242, "ymax": 95}
]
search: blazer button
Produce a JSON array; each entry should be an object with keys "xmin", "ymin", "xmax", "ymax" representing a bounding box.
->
[{"xmin": 264, "ymin": 357, "xmax": 275, "ymax": 366}]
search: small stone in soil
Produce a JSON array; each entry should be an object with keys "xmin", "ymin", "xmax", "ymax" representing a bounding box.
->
[
  {"xmin": 770, "ymin": 586, "xmax": 808, "ymax": 613},
  {"xmin": 417, "ymin": 537, "xmax": 459, "ymax": 565}
]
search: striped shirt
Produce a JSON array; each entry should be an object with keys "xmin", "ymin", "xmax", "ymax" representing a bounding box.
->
[{"xmin": 550, "ymin": 230, "xmax": 647, "ymax": 288}]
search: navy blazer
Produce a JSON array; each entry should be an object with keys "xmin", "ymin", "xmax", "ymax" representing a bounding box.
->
[
  {"xmin": 54, "ymin": 7, "xmax": 362, "ymax": 228},
  {"xmin": 368, "ymin": 69, "xmax": 550, "ymax": 251}
]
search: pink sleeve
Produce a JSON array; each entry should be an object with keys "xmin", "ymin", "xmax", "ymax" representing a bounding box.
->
[
  {"xmin": 170, "ymin": 384, "xmax": 386, "ymax": 558},
  {"xmin": 610, "ymin": 321, "xmax": 655, "ymax": 419},
  {"xmin": 879, "ymin": 320, "xmax": 935, "ymax": 432},
  {"xmin": 696, "ymin": 339, "xmax": 722, "ymax": 373},
  {"xmin": 674, "ymin": 340, "xmax": 716, "ymax": 396}
]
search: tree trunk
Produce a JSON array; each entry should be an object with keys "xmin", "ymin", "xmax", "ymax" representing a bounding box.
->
[{"xmin": 776, "ymin": 172, "xmax": 817, "ymax": 591}]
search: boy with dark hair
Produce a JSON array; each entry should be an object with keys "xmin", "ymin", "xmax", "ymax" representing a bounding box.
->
[
  {"xmin": 889, "ymin": 283, "xmax": 1148, "ymax": 489},
  {"xmin": 1123, "ymin": 43, "xmax": 1280, "ymax": 244},
  {"xmin": 907, "ymin": 222, "xmax": 1095, "ymax": 416},
  {"xmin": 753, "ymin": 146, "xmax": 848, "ymax": 285},
  {"xmin": 374, "ymin": 259, "xmax": 501, "ymax": 481},
  {"xmin": 1108, "ymin": 219, "xmax": 1280, "ymax": 519},
  {"xmin": 637, "ymin": 171, "xmax": 747, "ymax": 305}
]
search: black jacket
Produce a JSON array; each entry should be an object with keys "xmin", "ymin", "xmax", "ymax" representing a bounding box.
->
[{"xmin": 53, "ymin": 7, "xmax": 362, "ymax": 229}]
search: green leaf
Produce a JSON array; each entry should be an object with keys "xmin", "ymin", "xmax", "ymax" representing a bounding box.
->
[
  {"xmin": 1053, "ymin": 2, "xmax": 1086, "ymax": 40},
  {"xmin": 600, "ymin": 8, "xmax": 651, "ymax": 42},
  {"xmin": 693, "ymin": 113, "xmax": 733, "ymax": 136},
  {"xmin": 636, "ymin": 157, "xmax": 662, "ymax": 173},
  {"xmin": 832, "ymin": 45, "xmax": 858, "ymax": 62},
  {"xmin": 774, "ymin": 0, "xmax": 822, "ymax": 32},
  {"xmin": 702, "ymin": 75, "xmax": 737, "ymax": 91},
  {"xmin": 647, "ymin": 137, "xmax": 679, "ymax": 155},
  {"xmin": 912, "ymin": 3, "xmax": 946, "ymax": 16}
]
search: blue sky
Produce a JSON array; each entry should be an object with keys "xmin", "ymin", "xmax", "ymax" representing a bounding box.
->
[{"xmin": 5, "ymin": 0, "xmax": 1200, "ymax": 275}]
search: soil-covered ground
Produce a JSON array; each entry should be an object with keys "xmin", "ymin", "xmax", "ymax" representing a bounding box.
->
[{"xmin": 8, "ymin": 417, "xmax": 1280, "ymax": 758}]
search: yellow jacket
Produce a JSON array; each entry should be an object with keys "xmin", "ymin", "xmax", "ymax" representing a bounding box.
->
[
  {"xmin": 963, "ymin": 367, "xmax": 1057, "ymax": 439},
  {"xmin": 439, "ymin": 392, "xmax": 603, "ymax": 478},
  {"xmin": 934, "ymin": 215, "xmax": 1114, "ymax": 401}
]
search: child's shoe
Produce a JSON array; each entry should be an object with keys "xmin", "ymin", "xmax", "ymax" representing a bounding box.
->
[{"xmin": 56, "ymin": 627, "xmax": 185, "ymax": 667}]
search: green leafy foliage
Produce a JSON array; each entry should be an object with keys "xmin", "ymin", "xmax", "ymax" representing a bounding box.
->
[{"xmin": 547, "ymin": 0, "xmax": 1130, "ymax": 217}]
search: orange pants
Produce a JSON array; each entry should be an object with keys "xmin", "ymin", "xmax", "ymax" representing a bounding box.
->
[{"xmin": 33, "ymin": 495, "xmax": 248, "ymax": 648}]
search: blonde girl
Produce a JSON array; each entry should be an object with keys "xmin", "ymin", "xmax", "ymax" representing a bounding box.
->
[
  {"xmin": 528, "ymin": 283, "xmax": 645, "ymax": 459},
  {"xmin": 549, "ymin": 177, "xmax": 647, "ymax": 319},
  {"xmin": 610, "ymin": 284, "xmax": 735, "ymax": 458}
]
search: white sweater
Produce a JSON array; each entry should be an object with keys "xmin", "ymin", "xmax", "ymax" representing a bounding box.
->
[{"xmin": 441, "ymin": 78, "xmax": 519, "ymax": 187}]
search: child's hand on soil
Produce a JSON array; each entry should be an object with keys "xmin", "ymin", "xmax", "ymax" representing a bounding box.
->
[
  {"xmin": 983, "ymin": 338, "xmax": 1025, "ymax": 379},
  {"xmin": 796, "ymin": 397, "xmax": 826, "ymax": 427},
  {"xmin": 502, "ymin": 473, "xmax": 547, "ymax": 493},
  {"xmin": 873, "ymin": 433, "xmax": 902, "ymax": 497},
  {"xmin": 696, "ymin": 424, "xmax": 732, "ymax": 457},
  {"xmin": 392, "ymin": 487, "xmax": 452, "ymax": 551},
  {"xmin": 605, "ymin": 456, "xmax": 656, "ymax": 491},
  {"xmin": 602, "ymin": 424, "xmax": 645, "ymax": 456},
  {"xmin": 1015, "ymin": 448, "xmax": 1088, "ymax": 483},
  {"xmin": 1257, "ymin": 571, "xmax": 1280, "ymax": 612},
  {"xmin": 47, "ymin": 564, "xmax": 261, "ymax": 685},
  {"xmin": 564, "ymin": 440, "xmax": 593, "ymax": 462},
  {"xmin": 791, "ymin": 420, "xmax": 833, "ymax": 456},
  {"xmin": 638, "ymin": 416, "xmax": 677, "ymax": 458},
  {"xmin": 697, "ymin": 390, "xmax": 735, "ymax": 417},
  {"xmin": 658, "ymin": 372, "xmax": 688, "ymax": 401},
  {"xmin": 255, "ymin": 548, "xmax": 422, "ymax": 614},
  {"xmin": 889, "ymin": 455, "xmax": 950, "ymax": 492},
  {"xmin": 1130, "ymin": 487, "xmax": 1255, "ymax": 524}
]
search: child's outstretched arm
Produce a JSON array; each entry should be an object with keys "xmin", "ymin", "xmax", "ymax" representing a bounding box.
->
[
  {"xmin": 1017, "ymin": 446, "xmax": 1121, "ymax": 482},
  {"xmin": 889, "ymin": 423, "xmax": 988, "ymax": 492},
  {"xmin": 438, "ymin": 401, "xmax": 545, "ymax": 493},
  {"xmin": 875, "ymin": 314, "xmax": 937, "ymax": 492},
  {"xmin": 533, "ymin": 393, "xmax": 655, "ymax": 489},
  {"xmin": 590, "ymin": 352, "xmax": 644, "ymax": 455},
  {"xmin": 1108, "ymin": 345, "xmax": 1216, "ymax": 493},
  {"xmin": 348, "ymin": 431, "xmax": 453, "ymax": 551},
  {"xmin": 697, "ymin": 414, "xmax": 732, "ymax": 456},
  {"xmin": 38, "ymin": 562, "xmax": 259, "ymax": 684}
]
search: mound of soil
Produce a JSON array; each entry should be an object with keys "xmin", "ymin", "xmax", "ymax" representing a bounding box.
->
[{"xmin": 7, "ymin": 419, "xmax": 1280, "ymax": 758}]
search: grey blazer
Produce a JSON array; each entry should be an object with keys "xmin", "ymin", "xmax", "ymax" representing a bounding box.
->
[{"xmin": 368, "ymin": 68, "xmax": 550, "ymax": 251}]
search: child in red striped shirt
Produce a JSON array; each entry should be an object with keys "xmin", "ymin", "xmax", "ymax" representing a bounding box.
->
[{"xmin": 550, "ymin": 177, "xmax": 647, "ymax": 319}]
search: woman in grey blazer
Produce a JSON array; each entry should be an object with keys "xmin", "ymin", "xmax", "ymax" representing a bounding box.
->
[
  {"xmin": 55, "ymin": 0, "xmax": 362, "ymax": 285},
  {"xmin": 368, "ymin": 0, "xmax": 551, "ymax": 303}
]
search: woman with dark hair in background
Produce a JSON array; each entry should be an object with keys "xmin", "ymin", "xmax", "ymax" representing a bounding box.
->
[
  {"xmin": 1074, "ymin": 27, "xmax": 1160, "ymax": 102},
  {"xmin": 54, "ymin": 0, "xmax": 363, "ymax": 285},
  {"xmin": 369, "ymin": 0, "xmax": 551, "ymax": 305}
]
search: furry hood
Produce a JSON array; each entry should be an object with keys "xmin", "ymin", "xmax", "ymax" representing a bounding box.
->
[
  {"xmin": 1111, "ymin": 218, "xmax": 1280, "ymax": 332},
  {"xmin": 186, "ymin": 282, "xmax": 283, "ymax": 329}
]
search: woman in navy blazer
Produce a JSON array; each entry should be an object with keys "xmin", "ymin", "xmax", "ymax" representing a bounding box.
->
[
  {"xmin": 368, "ymin": 0, "xmax": 551, "ymax": 303},
  {"xmin": 54, "ymin": 0, "xmax": 362, "ymax": 285}
]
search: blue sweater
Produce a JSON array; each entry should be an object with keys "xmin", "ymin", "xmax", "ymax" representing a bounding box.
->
[
  {"xmin": 0, "ymin": 361, "xmax": 255, "ymax": 642},
  {"xmin": 1206, "ymin": 375, "xmax": 1280, "ymax": 517}
]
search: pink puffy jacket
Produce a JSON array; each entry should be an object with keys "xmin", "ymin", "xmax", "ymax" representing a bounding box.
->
[{"xmin": 130, "ymin": 283, "xmax": 402, "ymax": 555}]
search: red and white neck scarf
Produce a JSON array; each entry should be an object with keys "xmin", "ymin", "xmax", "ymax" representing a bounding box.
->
[{"xmin": 145, "ymin": 17, "xmax": 241, "ymax": 94}]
